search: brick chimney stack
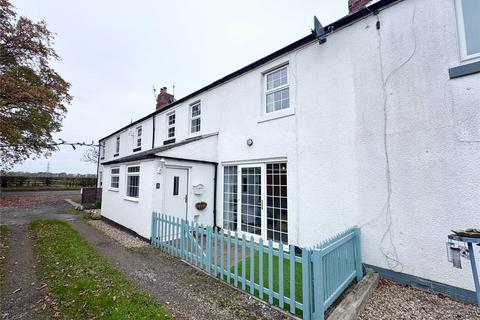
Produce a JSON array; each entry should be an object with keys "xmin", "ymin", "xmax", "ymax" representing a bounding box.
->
[
  {"xmin": 156, "ymin": 87, "xmax": 175, "ymax": 110},
  {"xmin": 348, "ymin": 0, "xmax": 372, "ymax": 13}
]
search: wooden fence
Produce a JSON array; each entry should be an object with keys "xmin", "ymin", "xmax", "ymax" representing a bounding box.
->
[
  {"xmin": 80, "ymin": 187, "xmax": 102, "ymax": 204},
  {"xmin": 151, "ymin": 212, "xmax": 363, "ymax": 320}
]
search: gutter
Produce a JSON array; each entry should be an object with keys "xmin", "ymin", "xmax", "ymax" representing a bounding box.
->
[{"xmin": 98, "ymin": 1, "xmax": 404, "ymax": 143}]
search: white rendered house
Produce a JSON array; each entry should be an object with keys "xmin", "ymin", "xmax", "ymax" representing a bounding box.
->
[{"xmin": 98, "ymin": 0, "xmax": 480, "ymax": 303}]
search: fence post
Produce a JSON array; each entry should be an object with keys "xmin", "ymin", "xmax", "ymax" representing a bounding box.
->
[
  {"xmin": 151, "ymin": 212, "xmax": 156, "ymax": 246},
  {"xmin": 180, "ymin": 219, "xmax": 184, "ymax": 259},
  {"xmin": 302, "ymin": 248, "xmax": 312, "ymax": 320},
  {"xmin": 206, "ymin": 226, "xmax": 212, "ymax": 274},
  {"xmin": 312, "ymin": 249, "xmax": 325, "ymax": 320},
  {"xmin": 354, "ymin": 227, "xmax": 363, "ymax": 281}
]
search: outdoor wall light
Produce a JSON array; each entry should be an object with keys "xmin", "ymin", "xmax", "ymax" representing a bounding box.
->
[
  {"xmin": 246, "ymin": 138, "xmax": 254, "ymax": 147},
  {"xmin": 157, "ymin": 158, "xmax": 166, "ymax": 174}
]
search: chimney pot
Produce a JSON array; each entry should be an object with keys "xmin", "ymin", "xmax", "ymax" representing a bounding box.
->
[
  {"xmin": 348, "ymin": 0, "xmax": 371, "ymax": 13},
  {"xmin": 156, "ymin": 86, "xmax": 175, "ymax": 110}
]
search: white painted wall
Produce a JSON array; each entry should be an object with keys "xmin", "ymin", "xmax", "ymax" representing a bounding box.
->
[
  {"xmin": 99, "ymin": 0, "xmax": 480, "ymax": 292},
  {"xmin": 101, "ymin": 159, "xmax": 155, "ymax": 238}
]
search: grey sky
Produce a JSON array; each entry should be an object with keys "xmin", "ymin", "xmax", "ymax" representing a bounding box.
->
[{"xmin": 11, "ymin": 0, "xmax": 347, "ymax": 174}]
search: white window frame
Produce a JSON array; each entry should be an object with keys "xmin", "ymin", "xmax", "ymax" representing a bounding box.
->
[
  {"xmin": 259, "ymin": 62, "xmax": 294, "ymax": 123},
  {"xmin": 135, "ymin": 126, "xmax": 142, "ymax": 149},
  {"xmin": 455, "ymin": 0, "xmax": 480, "ymax": 62},
  {"xmin": 125, "ymin": 165, "xmax": 140, "ymax": 201},
  {"xmin": 115, "ymin": 136, "xmax": 120, "ymax": 155},
  {"xmin": 190, "ymin": 101, "xmax": 201, "ymax": 134},
  {"xmin": 166, "ymin": 111, "xmax": 176, "ymax": 139},
  {"xmin": 109, "ymin": 167, "xmax": 120, "ymax": 191},
  {"xmin": 221, "ymin": 159, "xmax": 289, "ymax": 246},
  {"xmin": 264, "ymin": 65, "xmax": 289, "ymax": 114}
]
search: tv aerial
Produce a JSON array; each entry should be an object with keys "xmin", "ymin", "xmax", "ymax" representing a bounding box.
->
[{"xmin": 311, "ymin": 16, "xmax": 327, "ymax": 44}]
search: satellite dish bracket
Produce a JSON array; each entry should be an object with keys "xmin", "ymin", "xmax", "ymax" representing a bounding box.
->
[{"xmin": 311, "ymin": 16, "xmax": 327, "ymax": 44}]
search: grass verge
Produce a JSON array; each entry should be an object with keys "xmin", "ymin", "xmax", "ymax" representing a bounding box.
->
[
  {"xmin": 30, "ymin": 220, "xmax": 172, "ymax": 319},
  {"xmin": 0, "ymin": 226, "xmax": 9, "ymax": 289}
]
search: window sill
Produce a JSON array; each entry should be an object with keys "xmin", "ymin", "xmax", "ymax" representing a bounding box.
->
[
  {"xmin": 132, "ymin": 147, "xmax": 141, "ymax": 152},
  {"xmin": 449, "ymin": 60, "xmax": 480, "ymax": 79},
  {"xmin": 124, "ymin": 196, "xmax": 139, "ymax": 202},
  {"xmin": 257, "ymin": 108, "xmax": 295, "ymax": 123},
  {"xmin": 163, "ymin": 138, "xmax": 176, "ymax": 145},
  {"xmin": 108, "ymin": 188, "xmax": 119, "ymax": 192},
  {"xmin": 187, "ymin": 132, "xmax": 202, "ymax": 139}
]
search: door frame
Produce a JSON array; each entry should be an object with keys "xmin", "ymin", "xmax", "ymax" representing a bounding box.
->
[
  {"xmin": 236, "ymin": 163, "xmax": 266, "ymax": 242},
  {"xmin": 162, "ymin": 165, "xmax": 190, "ymax": 220}
]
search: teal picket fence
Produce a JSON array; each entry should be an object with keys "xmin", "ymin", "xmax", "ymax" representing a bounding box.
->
[{"xmin": 151, "ymin": 212, "xmax": 362, "ymax": 319}]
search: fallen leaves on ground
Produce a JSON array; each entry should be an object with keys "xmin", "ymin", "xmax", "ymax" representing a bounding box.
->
[{"xmin": 0, "ymin": 195, "xmax": 67, "ymax": 209}]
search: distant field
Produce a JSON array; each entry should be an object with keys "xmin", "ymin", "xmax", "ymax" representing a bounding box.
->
[
  {"xmin": 1, "ymin": 176, "xmax": 96, "ymax": 193},
  {"xmin": 1, "ymin": 187, "xmax": 82, "ymax": 192}
]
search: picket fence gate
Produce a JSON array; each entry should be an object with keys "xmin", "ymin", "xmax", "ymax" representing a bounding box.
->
[{"xmin": 151, "ymin": 212, "xmax": 363, "ymax": 320}]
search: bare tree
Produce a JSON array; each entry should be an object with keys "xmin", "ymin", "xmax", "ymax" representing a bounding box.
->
[{"xmin": 81, "ymin": 146, "xmax": 99, "ymax": 165}]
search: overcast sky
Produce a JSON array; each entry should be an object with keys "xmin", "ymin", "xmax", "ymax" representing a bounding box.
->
[{"xmin": 11, "ymin": 0, "xmax": 347, "ymax": 174}]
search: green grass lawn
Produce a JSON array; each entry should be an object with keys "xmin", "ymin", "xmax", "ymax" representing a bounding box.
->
[
  {"xmin": 30, "ymin": 220, "xmax": 172, "ymax": 319},
  {"xmin": 231, "ymin": 249, "xmax": 303, "ymax": 315},
  {"xmin": 0, "ymin": 226, "xmax": 9, "ymax": 289}
]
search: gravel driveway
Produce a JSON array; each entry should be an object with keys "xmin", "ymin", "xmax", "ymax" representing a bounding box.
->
[
  {"xmin": 0, "ymin": 192, "xmax": 290, "ymax": 320},
  {"xmin": 359, "ymin": 279, "xmax": 480, "ymax": 320}
]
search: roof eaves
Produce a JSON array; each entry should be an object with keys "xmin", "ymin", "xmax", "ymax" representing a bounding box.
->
[{"xmin": 99, "ymin": 0, "xmax": 402, "ymax": 142}]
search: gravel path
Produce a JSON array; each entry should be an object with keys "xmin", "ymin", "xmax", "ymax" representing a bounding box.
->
[
  {"xmin": 0, "ymin": 225, "xmax": 51, "ymax": 320},
  {"xmin": 87, "ymin": 219, "xmax": 149, "ymax": 248},
  {"xmin": 70, "ymin": 218, "xmax": 291, "ymax": 320},
  {"xmin": 359, "ymin": 279, "xmax": 480, "ymax": 320},
  {"xmin": 0, "ymin": 193, "xmax": 291, "ymax": 320}
]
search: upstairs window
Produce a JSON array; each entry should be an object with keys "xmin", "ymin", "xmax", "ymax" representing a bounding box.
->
[
  {"xmin": 110, "ymin": 168, "xmax": 120, "ymax": 189},
  {"xmin": 190, "ymin": 102, "xmax": 201, "ymax": 133},
  {"xmin": 456, "ymin": 0, "xmax": 480, "ymax": 61},
  {"xmin": 115, "ymin": 136, "xmax": 120, "ymax": 155},
  {"xmin": 265, "ymin": 66, "xmax": 289, "ymax": 114},
  {"xmin": 126, "ymin": 166, "xmax": 140, "ymax": 198},
  {"xmin": 135, "ymin": 126, "xmax": 142, "ymax": 148},
  {"xmin": 167, "ymin": 112, "xmax": 175, "ymax": 138}
]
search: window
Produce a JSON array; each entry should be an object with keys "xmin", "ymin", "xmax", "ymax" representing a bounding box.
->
[
  {"xmin": 110, "ymin": 168, "xmax": 120, "ymax": 189},
  {"xmin": 99, "ymin": 171, "xmax": 103, "ymax": 187},
  {"xmin": 167, "ymin": 112, "xmax": 175, "ymax": 138},
  {"xmin": 265, "ymin": 66, "xmax": 289, "ymax": 114},
  {"xmin": 456, "ymin": 0, "xmax": 480, "ymax": 60},
  {"xmin": 135, "ymin": 126, "xmax": 142, "ymax": 148},
  {"xmin": 266, "ymin": 163, "xmax": 288, "ymax": 243},
  {"xmin": 190, "ymin": 102, "xmax": 201, "ymax": 133},
  {"xmin": 173, "ymin": 176, "xmax": 180, "ymax": 195},
  {"xmin": 126, "ymin": 166, "xmax": 140, "ymax": 198},
  {"xmin": 223, "ymin": 166, "xmax": 238, "ymax": 231},
  {"xmin": 240, "ymin": 167, "xmax": 262, "ymax": 236},
  {"xmin": 115, "ymin": 136, "xmax": 120, "ymax": 154}
]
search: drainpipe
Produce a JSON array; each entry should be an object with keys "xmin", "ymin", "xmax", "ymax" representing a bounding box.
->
[
  {"xmin": 213, "ymin": 163, "xmax": 218, "ymax": 231},
  {"xmin": 95, "ymin": 142, "xmax": 101, "ymax": 201},
  {"xmin": 152, "ymin": 114, "xmax": 156, "ymax": 149}
]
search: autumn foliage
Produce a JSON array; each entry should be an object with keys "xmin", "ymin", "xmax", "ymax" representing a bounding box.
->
[{"xmin": 0, "ymin": 0, "xmax": 72, "ymax": 170}]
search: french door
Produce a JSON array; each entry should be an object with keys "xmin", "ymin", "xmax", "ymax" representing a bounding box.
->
[
  {"xmin": 238, "ymin": 165, "xmax": 264, "ymax": 240},
  {"xmin": 223, "ymin": 162, "xmax": 288, "ymax": 244}
]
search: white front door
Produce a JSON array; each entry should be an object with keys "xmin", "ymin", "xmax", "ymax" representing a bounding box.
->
[{"xmin": 164, "ymin": 167, "xmax": 188, "ymax": 220}]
